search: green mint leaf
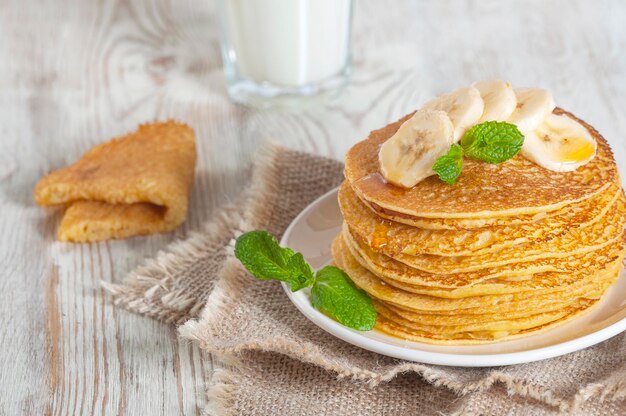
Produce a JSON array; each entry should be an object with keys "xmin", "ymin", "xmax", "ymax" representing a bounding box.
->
[
  {"xmin": 285, "ymin": 252, "xmax": 315, "ymax": 291},
  {"xmin": 234, "ymin": 230, "xmax": 313, "ymax": 292},
  {"xmin": 461, "ymin": 121, "xmax": 524, "ymax": 164},
  {"xmin": 432, "ymin": 143, "xmax": 464, "ymax": 184},
  {"xmin": 311, "ymin": 266, "xmax": 377, "ymax": 331}
]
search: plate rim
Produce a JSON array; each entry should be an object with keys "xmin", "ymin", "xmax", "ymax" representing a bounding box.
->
[{"xmin": 280, "ymin": 187, "xmax": 626, "ymax": 367}]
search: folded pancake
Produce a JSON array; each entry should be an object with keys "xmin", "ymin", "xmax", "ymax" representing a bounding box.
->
[
  {"xmin": 34, "ymin": 121, "xmax": 196, "ymax": 242},
  {"xmin": 339, "ymin": 180, "xmax": 622, "ymax": 256},
  {"xmin": 345, "ymin": 108, "xmax": 618, "ymax": 219}
]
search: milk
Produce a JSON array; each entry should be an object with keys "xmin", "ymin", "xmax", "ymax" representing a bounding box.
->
[{"xmin": 220, "ymin": 0, "xmax": 352, "ymax": 89}]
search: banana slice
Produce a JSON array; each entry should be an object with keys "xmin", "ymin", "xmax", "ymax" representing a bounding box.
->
[
  {"xmin": 508, "ymin": 88, "xmax": 555, "ymax": 133},
  {"xmin": 521, "ymin": 113, "xmax": 597, "ymax": 172},
  {"xmin": 473, "ymin": 80, "xmax": 517, "ymax": 122},
  {"xmin": 379, "ymin": 109, "xmax": 455, "ymax": 188},
  {"xmin": 423, "ymin": 87, "xmax": 484, "ymax": 140}
]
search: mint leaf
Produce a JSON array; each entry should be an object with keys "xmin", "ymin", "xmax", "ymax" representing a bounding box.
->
[
  {"xmin": 461, "ymin": 121, "xmax": 524, "ymax": 164},
  {"xmin": 286, "ymin": 252, "xmax": 315, "ymax": 291},
  {"xmin": 432, "ymin": 143, "xmax": 464, "ymax": 184},
  {"xmin": 234, "ymin": 230, "xmax": 314, "ymax": 292},
  {"xmin": 311, "ymin": 266, "xmax": 377, "ymax": 331}
]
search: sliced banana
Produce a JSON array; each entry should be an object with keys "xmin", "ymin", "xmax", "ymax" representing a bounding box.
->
[
  {"xmin": 473, "ymin": 80, "xmax": 517, "ymax": 122},
  {"xmin": 379, "ymin": 109, "xmax": 455, "ymax": 188},
  {"xmin": 521, "ymin": 113, "xmax": 597, "ymax": 172},
  {"xmin": 508, "ymin": 88, "xmax": 555, "ymax": 133},
  {"xmin": 422, "ymin": 87, "xmax": 484, "ymax": 140}
]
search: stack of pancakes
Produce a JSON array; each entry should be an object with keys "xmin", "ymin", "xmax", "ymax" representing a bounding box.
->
[{"xmin": 333, "ymin": 109, "xmax": 626, "ymax": 344}]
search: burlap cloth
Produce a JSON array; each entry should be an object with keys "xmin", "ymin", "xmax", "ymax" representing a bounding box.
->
[{"xmin": 105, "ymin": 144, "xmax": 626, "ymax": 415}]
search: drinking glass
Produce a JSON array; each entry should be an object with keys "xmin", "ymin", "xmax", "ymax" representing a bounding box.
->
[{"xmin": 217, "ymin": 0, "xmax": 354, "ymax": 108}]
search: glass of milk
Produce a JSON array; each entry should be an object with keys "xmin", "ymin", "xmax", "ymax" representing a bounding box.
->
[{"xmin": 217, "ymin": 0, "xmax": 354, "ymax": 108}]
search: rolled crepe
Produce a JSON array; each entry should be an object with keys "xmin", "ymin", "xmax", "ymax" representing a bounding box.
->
[{"xmin": 34, "ymin": 121, "xmax": 196, "ymax": 242}]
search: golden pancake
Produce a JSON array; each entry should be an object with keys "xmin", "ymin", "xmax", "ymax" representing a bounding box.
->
[
  {"xmin": 34, "ymin": 121, "xmax": 196, "ymax": 242},
  {"xmin": 388, "ymin": 290, "xmax": 599, "ymax": 317},
  {"xmin": 373, "ymin": 298, "xmax": 600, "ymax": 345},
  {"xmin": 342, "ymin": 225, "xmax": 624, "ymax": 288},
  {"xmin": 346, "ymin": 195, "xmax": 625, "ymax": 274},
  {"xmin": 381, "ymin": 298, "xmax": 593, "ymax": 326},
  {"xmin": 332, "ymin": 234, "xmax": 621, "ymax": 314},
  {"xmin": 59, "ymin": 201, "xmax": 168, "ymax": 242},
  {"xmin": 364, "ymin": 199, "xmax": 578, "ymax": 230},
  {"xmin": 339, "ymin": 180, "xmax": 621, "ymax": 256},
  {"xmin": 375, "ymin": 300, "xmax": 573, "ymax": 335},
  {"xmin": 338, "ymin": 230, "xmax": 625, "ymax": 298},
  {"xmin": 345, "ymin": 108, "xmax": 617, "ymax": 219}
]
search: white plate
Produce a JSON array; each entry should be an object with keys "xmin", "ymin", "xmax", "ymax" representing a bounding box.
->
[{"xmin": 280, "ymin": 188, "xmax": 626, "ymax": 367}]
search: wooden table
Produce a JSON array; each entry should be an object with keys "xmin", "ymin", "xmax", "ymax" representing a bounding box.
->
[{"xmin": 2, "ymin": 0, "xmax": 625, "ymax": 414}]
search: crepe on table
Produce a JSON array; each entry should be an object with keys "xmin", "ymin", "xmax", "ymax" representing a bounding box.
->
[
  {"xmin": 34, "ymin": 121, "xmax": 196, "ymax": 242},
  {"xmin": 335, "ymin": 109, "xmax": 625, "ymax": 344}
]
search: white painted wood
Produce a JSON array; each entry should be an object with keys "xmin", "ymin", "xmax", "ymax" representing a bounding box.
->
[{"xmin": 0, "ymin": 0, "xmax": 625, "ymax": 414}]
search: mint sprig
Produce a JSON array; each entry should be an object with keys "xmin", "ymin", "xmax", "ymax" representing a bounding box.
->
[
  {"xmin": 234, "ymin": 230, "xmax": 377, "ymax": 331},
  {"xmin": 461, "ymin": 121, "xmax": 524, "ymax": 164},
  {"xmin": 432, "ymin": 121, "xmax": 524, "ymax": 184},
  {"xmin": 432, "ymin": 143, "xmax": 463, "ymax": 184}
]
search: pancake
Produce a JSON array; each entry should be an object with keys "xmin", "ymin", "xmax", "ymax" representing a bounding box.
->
[
  {"xmin": 339, "ymin": 180, "xmax": 621, "ymax": 256},
  {"xmin": 364, "ymin": 198, "xmax": 579, "ymax": 230},
  {"xmin": 374, "ymin": 300, "xmax": 576, "ymax": 335},
  {"xmin": 381, "ymin": 298, "xmax": 594, "ymax": 326},
  {"xmin": 338, "ymin": 230, "xmax": 625, "ymax": 298},
  {"xmin": 334, "ymin": 236, "xmax": 621, "ymax": 343},
  {"xmin": 366, "ymin": 203, "xmax": 575, "ymax": 230},
  {"xmin": 342, "ymin": 225, "xmax": 624, "ymax": 288},
  {"xmin": 332, "ymin": 234, "xmax": 622, "ymax": 315},
  {"xmin": 345, "ymin": 194, "xmax": 625, "ymax": 273},
  {"xmin": 34, "ymin": 121, "xmax": 197, "ymax": 242},
  {"xmin": 388, "ymin": 290, "xmax": 601, "ymax": 317},
  {"xmin": 373, "ymin": 298, "xmax": 600, "ymax": 345},
  {"xmin": 345, "ymin": 108, "xmax": 618, "ymax": 219}
]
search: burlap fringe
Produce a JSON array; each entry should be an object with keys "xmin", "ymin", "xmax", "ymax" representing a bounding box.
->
[
  {"xmin": 204, "ymin": 354, "xmax": 243, "ymax": 416},
  {"xmin": 101, "ymin": 211, "xmax": 236, "ymax": 324}
]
